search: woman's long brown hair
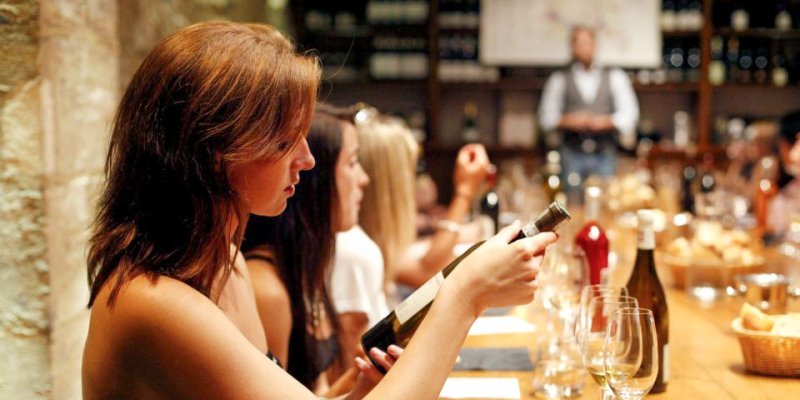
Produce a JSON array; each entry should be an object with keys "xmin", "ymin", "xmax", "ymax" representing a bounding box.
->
[{"xmin": 87, "ymin": 21, "xmax": 320, "ymax": 307}]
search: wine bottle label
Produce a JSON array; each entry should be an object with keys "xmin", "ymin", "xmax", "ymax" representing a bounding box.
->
[
  {"xmin": 663, "ymin": 344, "xmax": 669, "ymax": 383},
  {"xmin": 637, "ymin": 210, "xmax": 656, "ymax": 250},
  {"xmin": 521, "ymin": 223, "xmax": 540, "ymax": 238},
  {"xmin": 395, "ymin": 271, "xmax": 445, "ymax": 324},
  {"xmin": 637, "ymin": 228, "xmax": 655, "ymax": 250}
]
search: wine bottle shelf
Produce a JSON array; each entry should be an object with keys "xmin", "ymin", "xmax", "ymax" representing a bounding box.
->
[{"xmin": 715, "ymin": 28, "xmax": 800, "ymax": 40}]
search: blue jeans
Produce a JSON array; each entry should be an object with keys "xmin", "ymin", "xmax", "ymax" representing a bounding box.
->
[{"xmin": 559, "ymin": 145, "xmax": 617, "ymax": 196}]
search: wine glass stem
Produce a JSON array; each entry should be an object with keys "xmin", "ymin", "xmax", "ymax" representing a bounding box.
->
[{"xmin": 601, "ymin": 387, "xmax": 616, "ymax": 400}]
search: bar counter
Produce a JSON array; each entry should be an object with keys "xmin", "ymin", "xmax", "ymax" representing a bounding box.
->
[{"xmin": 450, "ymin": 250, "xmax": 800, "ymax": 399}]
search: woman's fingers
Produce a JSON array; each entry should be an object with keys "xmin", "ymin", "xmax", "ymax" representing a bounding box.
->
[
  {"xmin": 517, "ymin": 232, "xmax": 558, "ymax": 255},
  {"xmin": 369, "ymin": 347, "xmax": 396, "ymax": 371},
  {"xmin": 386, "ymin": 344, "xmax": 404, "ymax": 358},
  {"xmin": 354, "ymin": 357, "xmax": 383, "ymax": 384}
]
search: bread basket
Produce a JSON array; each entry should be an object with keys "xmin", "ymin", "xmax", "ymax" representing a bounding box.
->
[
  {"xmin": 731, "ymin": 318, "xmax": 800, "ymax": 376},
  {"xmin": 660, "ymin": 254, "xmax": 764, "ymax": 290}
]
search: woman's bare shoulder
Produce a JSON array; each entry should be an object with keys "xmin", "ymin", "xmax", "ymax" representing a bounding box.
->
[{"xmin": 86, "ymin": 273, "xmax": 312, "ymax": 399}]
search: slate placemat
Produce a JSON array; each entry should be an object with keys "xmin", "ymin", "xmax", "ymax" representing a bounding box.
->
[{"xmin": 453, "ymin": 347, "xmax": 534, "ymax": 371}]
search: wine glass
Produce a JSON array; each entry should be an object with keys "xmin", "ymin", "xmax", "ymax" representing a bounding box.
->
[
  {"xmin": 580, "ymin": 295, "xmax": 639, "ymax": 400},
  {"xmin": 575, "ymin": 285, "xmax": 628, "ymax": 349},
  {"xmin": 604, "ymin": 308, "xmax": 658, "ymax": 400},
  {"xmin": 539, "ymin": 244, "xmax": 590, "ymax": 336}
]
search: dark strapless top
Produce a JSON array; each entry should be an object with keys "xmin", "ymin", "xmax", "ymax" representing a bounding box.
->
[
  {"xmin": 267, "ymin": 350, "xmax": 283, "ymax": 369},
  {"xmin": 246, "ymin": 250, "xmax": 341, "ymax": 383}
]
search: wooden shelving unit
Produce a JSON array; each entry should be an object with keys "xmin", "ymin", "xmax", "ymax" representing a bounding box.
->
[{"xmin": 293, "ymin": 0, "xmax": 800, "ymax": 169}]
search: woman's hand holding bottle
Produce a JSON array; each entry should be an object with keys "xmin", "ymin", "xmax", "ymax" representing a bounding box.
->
[{"xmin": 443, "ymin": 221, "xmax": 559, "ymax": 318}]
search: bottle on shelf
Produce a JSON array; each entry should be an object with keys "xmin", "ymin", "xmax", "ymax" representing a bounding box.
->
[
  {"xmin": 543, "ymin": 151, "xmax": 567, "ymax": 206},
  {"xmin": 686, "ymin": 0, "xmax": 703, "ymax": 31},
  {"xmin": 686, "ymin": 46, "xmax": 701, "ymax": 82},
  {"xmin": 575, "ymin": 186, "xmax": 609, "ymax": 285},
  {"xmin": 709, "ymin": 36, "xmax": 726, "ymax": 86},
  {"xmin": 754, "ymin": 47, "xmax": 769, "ymax": 84},
  {"xmin": 361, "ymin": 202, "xmax": 572, "ymax": 372},
  {"xmin": 726, "ymin": 37, "xmax": 740, "ymax": 84},
  {"xmin": 681, "ymin": 163, "xmax": 697, "ymax": 214},
  {"xmin": 699, "ymin": 154, "xmax": 716, "ymax": 194},
  {"xmin": 666, "ymin": 43, "xmax": 685, "ymax": 83},
  {"xmin": 626, "ymin": 209, "xmax": 669, "ymax": 394},
  {"xmin": 731, "ymin": 8, "xmax": 750, "ymax": 31},
  {"xmin": 772, "ymin": 47, "xmax": 789, "ymax": 87},
  {"xmin": 461, "ymin": 101, "xmax": 480, "ymax": 143},
  {"xmin": 673, "ymin": 110, "xmax": 691, "ymax": 149},
  {"xmin": 776, "ymin": 1, "xmax": 793, "ymax": 31},
  {"xmin": 661, "ymin": 0, "xmax": 677, "ymax": 31},
  {"xmin": 738, "ymin": 46, "xmax": 754, "ymax": 84},
  {"xmin": 675, "ymin": 0, "xmax": 690, "ymax": 30}
]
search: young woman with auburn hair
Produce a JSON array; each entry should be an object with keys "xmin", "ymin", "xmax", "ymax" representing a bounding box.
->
[{"xmin": 83, "ymin": 21, "xmax": 557, "ymax": 399}]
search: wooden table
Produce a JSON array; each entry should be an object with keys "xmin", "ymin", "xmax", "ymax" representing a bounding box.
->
[{"xmin": 450, "ymin": 250, "xmax": 800, "ymax": 399}]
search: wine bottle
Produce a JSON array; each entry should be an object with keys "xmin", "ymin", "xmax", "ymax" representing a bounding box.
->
[
  {"xmin": 478, "ymin": 167, "xmax": 500, "ymax": 237},
  {"xmin": 461, "ymin": 101, "xmax": 480, "ymax": 143},
  {"xmin": 575, "ymin": 186, "xmax": 609, "ymax": 285},
  {"xmin": 361, "ymin": 202, "xmax": 571, "ymax": 372},
  {"xmin": 626, "ymin": 210, "xmax": 669, "ymax": 393}
]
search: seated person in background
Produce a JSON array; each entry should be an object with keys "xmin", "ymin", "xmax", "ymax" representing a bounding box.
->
[
  {"xmin": 538, "ymin": 25, "xmax": 639, "ymax": 190},
  {"xmin": 355, "ymin": 108, "xmax": 492, "ymax": 291},
  {"xmin": 769, "ymin": 110, "xmax": 800, "ymax": 235},
  {"xmin": 242, "ymin": 104, "xmax": 370, "ymax": 395}
]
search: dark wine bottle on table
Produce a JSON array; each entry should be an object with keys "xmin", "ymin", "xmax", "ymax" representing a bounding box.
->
[
  {"xmin": 626, "ymin": 209, "xmax": 669, "ymax": 393},
  {"xmin": 361, "ymin": 202, "xmax": 571, "ymax": 372}
]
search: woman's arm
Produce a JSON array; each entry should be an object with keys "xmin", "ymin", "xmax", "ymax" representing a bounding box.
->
[
  {"xmin": 365, "ymin": 223, "xmax": 558, "ymax": 400},
  {"xmin": 247, "ymin": 258, "xmax": 293, "ymax": 366},
  {"xmin": 396, "ymin": 144, "xmax": 491, "ymax": 288}
]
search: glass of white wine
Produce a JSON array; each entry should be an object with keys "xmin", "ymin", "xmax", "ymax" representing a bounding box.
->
[
  {"xmin": 604, "ymin": 308, "xmax": 658, "ymax": 400},
  {"xmin": 580, "ymin": 295, "xmax": 638, "ymax": 400},
  {"xmin": 575, "ymin": 285, "xmax": 628, "ymax": 349}
]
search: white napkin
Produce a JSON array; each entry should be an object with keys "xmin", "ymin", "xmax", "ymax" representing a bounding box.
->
[
  {"xmin": 439, "ymin": 377, "xmax": 521, "ymax": 399},
  {"xmin": 467, "ymin": 316, "xmax": 535, "ymax": 336}
]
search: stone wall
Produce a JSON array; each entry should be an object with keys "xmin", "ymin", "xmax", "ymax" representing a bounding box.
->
[
  {"xmin": 39, "ymin": 0, "xmax": 119, "ymax": 398},
  {"xmin": 2, "ymin": 1, "xmax": 274, "ymax": 398},
  {"xmin": 0, "ymin": 0, "xmax": 51, "ymax": 398},
  {"xmin": 118, "ymin": 0, "xmax": 266, "ymax": 89}
]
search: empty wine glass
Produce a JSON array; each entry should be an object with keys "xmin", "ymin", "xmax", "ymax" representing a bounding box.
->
[
  {"xmin": 539, "ymin": 244, "xmax": 590, "ymax": 336},
  {"xmin": 575, "ymin": 285, "xmax": 628, "ymax": 349},
  {"xmin": 581, "ymin": 295, "xmax": 639, "ymax": 400},
  {"xmin": 604, "ymin": 308, "xmax": 658, "ymax": 400}
]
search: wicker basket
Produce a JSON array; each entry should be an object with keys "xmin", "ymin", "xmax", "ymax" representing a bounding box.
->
[
  {"xmin": 660, "ymin": 255, "xmax": 764, "ymax": 289},
  {"xmin": 731, "ymin": 318, "xmax": 800, "ymax": 377}
]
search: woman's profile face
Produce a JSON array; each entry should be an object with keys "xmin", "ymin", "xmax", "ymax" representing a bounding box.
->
[
  {"xmin": 229, "ymin": 136, "xmax": 315, "ymax": 216},
  {"xmin": 334, "ymin": 122, "xmax": 369, "ymax": 232},
  {"xmin": 781, "ymin": 132, "xmax": 800, "ymax": 176}
]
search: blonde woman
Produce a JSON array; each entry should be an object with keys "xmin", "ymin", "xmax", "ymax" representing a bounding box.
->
[{"xmin": 356, "ymin": 110, "xmax": 491, "ymax": 289}]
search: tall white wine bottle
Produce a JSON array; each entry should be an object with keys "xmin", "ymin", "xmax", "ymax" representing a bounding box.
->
[
  {"xmin": 361, "ymin": 202, "xmax": 571, "ymax": 372},
  {"xmin": 626, "ymin": 209, "xmax": 669, "ymax": 393}
]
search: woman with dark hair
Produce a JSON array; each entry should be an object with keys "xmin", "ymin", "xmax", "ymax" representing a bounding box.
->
[
  {"xmin": 241, "ymin": 104, "xmax": 369, "ymax": 394},
  {"xmin": 769, "ymin": 110, "xmax": 800, "ymax": 235},
  {"xmin": 83, "ymin": 20, "xmax": 557, "ymax": 399}
]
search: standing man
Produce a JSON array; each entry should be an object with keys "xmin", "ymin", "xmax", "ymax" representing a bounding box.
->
[{"xmin": 538, "ymin": 26, "xmax": 639, "ymax": 191}]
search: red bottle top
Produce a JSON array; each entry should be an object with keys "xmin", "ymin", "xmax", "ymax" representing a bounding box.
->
[{"xmin": 575, "ymin": 186, "xmax": 609, "ymax": 285}]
